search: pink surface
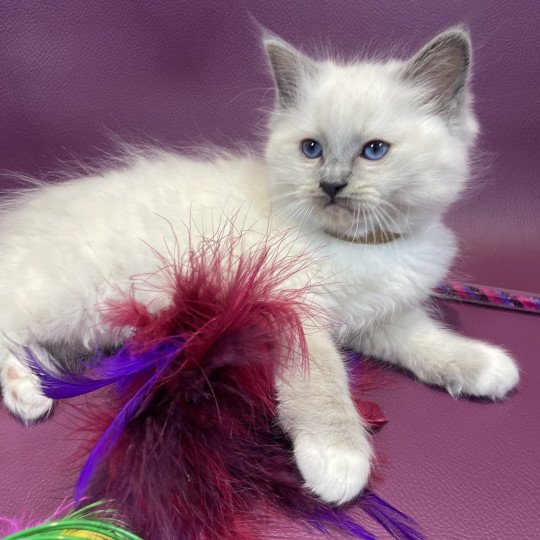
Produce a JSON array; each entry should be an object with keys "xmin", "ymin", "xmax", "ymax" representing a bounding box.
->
[
  {"xmin": 371, "ymin": 303, "xmax": 540, "ymax": 539},
  {"xmin": 0, "ymin": 2, "xmax": 539, "ymax": 539}
]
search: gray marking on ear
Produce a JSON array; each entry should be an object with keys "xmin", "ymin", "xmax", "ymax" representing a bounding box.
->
[
  {"xmin": 401, "ymin": 25, "xmax": 472, "ymax": 117},
  {"xmin": 263, "ymin": 34, "xmax": 318, "ymax": 109}
]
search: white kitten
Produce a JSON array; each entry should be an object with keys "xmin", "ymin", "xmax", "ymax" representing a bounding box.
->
[{"xmin": 0, "ymin": 26, "xmax": 518, "ymax": 506}]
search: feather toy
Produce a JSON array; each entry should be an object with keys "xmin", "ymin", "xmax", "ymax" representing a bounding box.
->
[
  {"xmin": 30, "ymin": 225, "xmax": 423, "ymax": 540},
  {"xmin": 0, "ymin": 501, "xmax": 142, "ymax": 540}
]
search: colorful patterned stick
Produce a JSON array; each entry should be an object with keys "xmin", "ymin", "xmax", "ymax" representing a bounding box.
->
[{"xmin": 434, "ymin": 281, "xmax": 540, "ymax": 314}]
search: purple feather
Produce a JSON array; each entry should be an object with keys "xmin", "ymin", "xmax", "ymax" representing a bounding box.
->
[
  {"xmin": 360, "ymin": 491, "xmax": 425, "ymax": 540},
  {"xmin": 26, "ymin": 347, "xmax": 115, "ymax": 398},
  {"xmin": 309, "ymin": 508, "xmax": 377, "ymax": 539},
  {"xmin": 28, "ymin": 339, "xmax": 187, "ymax": 502},
  {"xmin": 27, "ymin": 340, "xmax": 184, "ymax": 399},
  {"xmin": 75, "ymin": 364, "xmax": 161, "ymax": 501}
]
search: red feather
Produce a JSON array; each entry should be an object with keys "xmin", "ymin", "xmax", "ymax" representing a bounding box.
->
[{"xmin": 48, "ymin": 222, "xmax": 418, "ymax": 540}]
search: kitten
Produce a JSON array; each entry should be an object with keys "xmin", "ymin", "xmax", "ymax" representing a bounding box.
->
[{"xmin": 0, "ymin": 26, "xmax": 519, "ymax": 506}]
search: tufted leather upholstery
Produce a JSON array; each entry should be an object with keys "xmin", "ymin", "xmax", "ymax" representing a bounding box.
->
[{"xmin": 0, "ymin": 2, "xmax": 538, "ymax": 538}]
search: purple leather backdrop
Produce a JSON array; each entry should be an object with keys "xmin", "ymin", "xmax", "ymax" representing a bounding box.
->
[{"xmin": 0, "ymin": 2, "xmax": 538, "ymax": 538}]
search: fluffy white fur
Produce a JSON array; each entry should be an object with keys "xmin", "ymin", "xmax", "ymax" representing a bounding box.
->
[{"xmin": 0, "ymin": 26, "xmax": 518, "ymax": 506}]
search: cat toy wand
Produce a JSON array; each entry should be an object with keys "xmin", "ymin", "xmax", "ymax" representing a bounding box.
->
[{"xmin": 434, "ymin": 281, "xmax": 540, "ymax": 314}]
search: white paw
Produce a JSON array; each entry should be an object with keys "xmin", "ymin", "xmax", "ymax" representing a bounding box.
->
[
  {"xmin": 1, "ymin": 358, "xmax": 54, "ymax": 424},
  {"xmin": 293, "ymin": 429, "xmax": 372, "ymax": 505},
  {"xmin": 447, "ymin": 342, "xmax": 519, "ymax": 399}
]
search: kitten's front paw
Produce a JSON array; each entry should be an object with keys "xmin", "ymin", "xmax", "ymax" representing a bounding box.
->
[
  {"xmin": 447, "ymin": 342, "xmax": 519, "ymax": 399},
  {"xmin": 293, "ymin": 428, "xmax": 372, "ymax": 505},
  {"xmin": 1, "ymin": 357, "xmax": 54, "ymax": 424}
]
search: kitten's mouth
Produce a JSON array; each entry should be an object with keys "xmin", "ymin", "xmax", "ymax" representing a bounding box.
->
[
  {"xmin": 321, "ymin": 198, "xmax": 355, "ymax": 212},
  {"xmin": 310, "ymin": 196, "xmax": 359, "ymax": 221},
  {"xmin": 325, "ymin": 200, "xmax": 348, "ymax": 209},
  {"xmin": 315, "ymin": 196, "xmax": 362, "ymax": 228}
]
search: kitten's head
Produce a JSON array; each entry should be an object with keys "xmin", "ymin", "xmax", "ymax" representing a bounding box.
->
[{"xmin": 264, "ymin": 27, "xmax": 478, "ymax": 239}]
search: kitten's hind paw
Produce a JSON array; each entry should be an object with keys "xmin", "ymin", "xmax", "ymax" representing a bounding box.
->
[
  {"xmin": 1, "ymin": 355, "xmax": 54, "ymax": 424},
  {"xmin": 294, "ymin": 429, "xmax": 372, "ymax": 505}
]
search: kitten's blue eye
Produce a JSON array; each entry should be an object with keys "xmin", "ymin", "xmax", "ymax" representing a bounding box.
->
[
  {"xmin": 301, "ymin": 139, "xmax": 323, "ymax": 159},
  {"xmin": 361, "ymin": 140, "xmax": 389, "ymax": 161}
]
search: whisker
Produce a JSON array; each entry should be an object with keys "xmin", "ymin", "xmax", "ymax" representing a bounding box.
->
[
  {"xmin": 366, "ymin": 206, "xmax": 376, "ymax": 243},
  {"xmin": 275, "ymin": 199, "xmax": 303, "ymax": 220},
  {"xmin": 345, "ymin": 206, "xmax": 358, "ymax": 236},
  {"xmin": 377, "ymin": 200, "xmax": 411, "ymax": 234},
  {"xmin": 368, "ymin": 205, "xmax": 385, "ymax": 241},
  {"xmin": 360, "ymin": 206, "xmax": 368, "ymax": 240},
  {"xmin": 269, "ymin": 181, "xmax": 299, "ymax": 186},
  {"xmin": 352, "ymin": 207, "xmax": 360, "ymax": 237},
  {"xmin": 377, "ymin": 204, "xmax": 404, "ymax": 236},
  {"xmin": 300, "ymin": 204, "xmax": 310, "ymax": 226},
  {"xmin": 380, "ymin": 208, "xmax": 395, "ymax": 244},
  {"xmin": 352, "ymin": 206, "xmax": 362, "ymax": 239},
  {"xmin": 282, "ymin": 200, "xmax": 307, "ymax": 225},
  {"xmin": 270, "ymin": 191, "xmax": 299, "ymax": 203},
  {"xmin": 371, "ymin": 205, "xmax": 391, "ymax": 244}
]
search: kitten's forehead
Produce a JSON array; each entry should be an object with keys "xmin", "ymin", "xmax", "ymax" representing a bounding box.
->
[{"xmin": 303, "ymin": 61, "xmax": 418, "ymax": 142}]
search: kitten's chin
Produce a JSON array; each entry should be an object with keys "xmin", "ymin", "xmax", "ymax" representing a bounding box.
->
[
  {"xmin": 309, "ymin": 197, "xmax": 405, "ymax": 241},
  {"xmin": 322, "ymin": 200, "xmax": 352, "ymax": 214},
  {"xmin": 311, "ymin": 199, "xmax": 367, "ymax": 236}
]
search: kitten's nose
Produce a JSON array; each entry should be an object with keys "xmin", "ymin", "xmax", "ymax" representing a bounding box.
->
[{"xmin": 319, "ymin": 181, "xmax": 347, "ymax": 199}]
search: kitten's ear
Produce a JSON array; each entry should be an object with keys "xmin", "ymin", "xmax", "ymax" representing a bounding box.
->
[
  {"xmin": 401, "ymin": 25, "xmax": 472, "ymax": 116},
  {"xmin": 263, "ymin": 34, "xmax": 318, "ymax": 109}
]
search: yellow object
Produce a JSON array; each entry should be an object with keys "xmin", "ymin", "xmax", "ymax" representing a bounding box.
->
[{"xmin": 62, "ymin": 531, "xmax": 113, "ymax": 539}]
